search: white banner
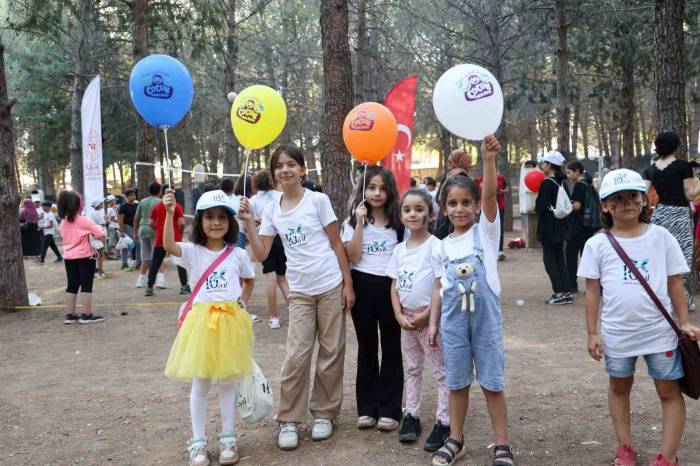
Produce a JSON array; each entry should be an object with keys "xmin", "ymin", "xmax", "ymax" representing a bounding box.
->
[{"xmin": 81, "ymin": 75, "xmax": 104, "ymax": 207}]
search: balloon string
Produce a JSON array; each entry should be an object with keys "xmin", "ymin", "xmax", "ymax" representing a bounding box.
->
[
  {"xmin": 361, "ymin": 162, "xmax": 368, "ymax": 226},
  {"xmin": 242, "ymin": 151, "xmax": 251, "ymax": 197},
  {"xmin": 162, "ymin": 125, "xmax": 172, "ymax": 188}
]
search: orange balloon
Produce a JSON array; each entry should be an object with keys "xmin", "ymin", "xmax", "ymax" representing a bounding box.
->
[{"xmin": 343, "ymin": 102, "xmax": 398, "ymax": 164}]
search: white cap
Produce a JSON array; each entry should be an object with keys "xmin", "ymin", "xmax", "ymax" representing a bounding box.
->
[
  {"xmin": 599, "ymin": 168, "xmax": 647, "ymax": 200},
  {"xmin": 90, "ymin": 198, "xmax": 103, "ymax": 208},
  {"xmin": 196, "ymin": 190, "xmax": 236, "ymax": 214},
  {"xmin": 106, "ymin": 194, "xmax": 116, "ymax": 201},
  {"xmin": 542, "ymin": 150, "xmax": 565, "ymax": 166},
  {"xmin": 31, "ymin": 194, "xmax": 41, "ymax": 202}
]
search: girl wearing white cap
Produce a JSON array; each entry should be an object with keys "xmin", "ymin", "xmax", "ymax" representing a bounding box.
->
[
  {"xmin": 578, "ymin": 169, "xmax": 700, "ymax": 466},
  {"xmin": 536, "ymin": 151, "xmax": 574, "ymax": 305},
  {"xmin": 162, "ymin": 188, "xmax": 256, "ymax": 466}
]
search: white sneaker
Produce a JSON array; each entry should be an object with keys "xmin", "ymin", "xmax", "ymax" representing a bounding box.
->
[
  {"xmin": 356, "ymin": 415, "xmax": 377, "ymax": 428},
  {"xmin": 249, "ymin": 313, "xmax": 260, "ymax": 323},
  {"xmin": 156, "ymin": 272, "xmax": 167, "ymax": 289},
  {"xmin": 135, "ymin": 274, "xmax": 146, "ymax": 288},
  {"xmin": 311, "ymin": 418, "xmax": 333, "ymax": 440},
  {"xmin": 218, "ymin": 432, "xmax": 238, "ymax": 465},
  {"xmin": 277, "ymin": 422, "xmax": 298, "ymax": 450},
  {"xmin": 377, "ymin": 417, "xmax": 399, "ymax": 431},
  {"xmin": 187, "ymin": 438, "xmax": 209, "ymax": 466},
  {"xmin": 269, "ymin": 317, "xmax": 281, "ymax": 329}
]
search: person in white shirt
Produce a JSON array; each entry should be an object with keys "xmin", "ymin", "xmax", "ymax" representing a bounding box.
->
[
  {"xmin": 38, "ymin": 200, "xmax": 62, "ymax": 263},
  {"xmin": 578, "ymin": 168, "xmax": 700, "ymax": 466},
  {"xmin": 386, "ymin": 188, "xmax": 449, "ymax": 452},
  {"xmin": 238, "ymin": 144, "xmax": 354, "ymax": 450},
  {"xmin": 249, "ymin": 170, "xmax": 288, "ymax": 329},
  {"xmin": 342, "ymin": 166, "xmax": 405, "ymax": 432},
  {"xmin": 105, "ymin": 195, "xmax": 120, "ymax": 259}
]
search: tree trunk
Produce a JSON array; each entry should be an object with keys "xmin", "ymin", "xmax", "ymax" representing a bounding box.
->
[
  {"xmin": 690, "ymin": 77, "xmax": 700, "ymax": 157},
  {"xmin": 527, "ymin": 113, "xmax": 538, "ymax": 159},
  {"xmin": 130, "ymin": 0, "xmax": 156, "ymax": 197},
  {"xmin": 223, "ymin": 0, "xmax": 241, "ymax": 177},
  {"xmin": 620, "ymin": 57, "xmax": 636, "ymax": 168},
  {"xmin": 0, "ymin": 38, "xmax": 29, "ymax": 310},
  {"xmin": 554, "ymin": 0, "xmax": 571, "ymax": 157},
  {"xmin": 581, "ymin": 101, "xmax": 590, "ymax": 159},
  {"xmin": 571, "ymin": 98, "xmax": 580, "ymax": 157},
  {"xmin": 69, "ymin": 43, "xmax": 86, "ymax": 194},
  {"xmin": 655, "ymin": 0, "xmax": 687, "ymax": 158},
  {"xmin": 353, "ymin": 0, "xmax": 368, "ymax": 104},
  {"xmin": 319, "ymin": 0, "xmax": 354, "ymax": 216}
]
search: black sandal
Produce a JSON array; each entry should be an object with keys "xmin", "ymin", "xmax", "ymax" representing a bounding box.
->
[
  {"xmin": 492, "ymin": 444, "xmax": 514, "ymax": 466},
  {"xmin": 431, "ymin": 437, "xmax": 465, "ymax": 466}
]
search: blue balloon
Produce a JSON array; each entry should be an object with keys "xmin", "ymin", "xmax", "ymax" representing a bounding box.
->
[{"xmin": 128, "ymin": 54, "xmax": 193, "ymax": 127}]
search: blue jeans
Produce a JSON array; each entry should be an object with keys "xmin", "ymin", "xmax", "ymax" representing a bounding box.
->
[{"xmin": 605, "ymin": 349, "xmax": 683, "ymax": 380}]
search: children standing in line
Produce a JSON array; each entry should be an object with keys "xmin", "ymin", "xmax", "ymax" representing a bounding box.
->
[
  {"xmin": 57, "ymin": 191, "xmax": 106, "ymax": 324},
  {"xmin": 578, "ymin": 169, "xmax": 700, "ymax": 466},
  {"xmin": 386, "ymin": 188, "xmax": 449, "ymax": 452},
  {"xmin": 429, "ymin": 135, "xmax": 514, "ymax": 466},
  {"xmin": 163, "ymin": 189, "xmax": 255, "ymax": 466},
  {"xmin": 39, "ymin": 200, "xmax": 62, "ymax": 264},
  {"xmin": 238, "ymin": 144, "xmax": 354, "ymax": 450},
  {"xmin": 342, "ymin": 166, "xmax": 404, "ymax": 431}
]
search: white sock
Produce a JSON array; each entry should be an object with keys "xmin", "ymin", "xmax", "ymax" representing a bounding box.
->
[
  {"xmin": 190, "ymin": 378, "xmax": 211, "ymax": 439},
  {"xmin": 219, "ymin": 383, "xmax": 238, "ymax": 435},
  {"xmin": 157, "ymin": 272, "xmax": 165, "ymax": 281}
]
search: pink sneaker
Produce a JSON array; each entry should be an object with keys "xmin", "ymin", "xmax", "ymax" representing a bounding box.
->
[
  {"xmin": 614, "ymin": 444, "xmax": 639, "ymax": 466},
  {"xmin": 650, "ymin": 454, "xmax": 679, "ymax": 466}
]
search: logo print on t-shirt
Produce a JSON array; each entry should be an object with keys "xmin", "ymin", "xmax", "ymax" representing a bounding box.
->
[
  {"xmin": 623, "ymin": 258, "xmax": 650, "ymax": 282},
  {"xmin": 206, "ymin": 269, "xmax": 228, "ymax": 291},
  {"xmin": 397, "ymin": 270, "xmax": 415, "ymax": 291},
  {"xmin": 285, "ymin": 225, "xmax": 307, "ymax": 247},
  {"xmin": 367, "ymin": 240, "xmax": 388, "ymax": 255}
]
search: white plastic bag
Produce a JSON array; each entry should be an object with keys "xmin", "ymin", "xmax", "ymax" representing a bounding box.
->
[
  {"xmin": 27, "ymin": 293, "xmax": 42, "ymax": 306},
  {"xmin": 238, "ymin": 360, "xmax": 273, "ymax": 423},
  {"xmin": 115, "ymin": 235, "xmax": 134, "ymax": 251}
]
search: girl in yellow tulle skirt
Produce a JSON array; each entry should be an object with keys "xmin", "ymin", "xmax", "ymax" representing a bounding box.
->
[{"xmin": 161, "ymin": 188, "xmax": 257, "ymax": 466}]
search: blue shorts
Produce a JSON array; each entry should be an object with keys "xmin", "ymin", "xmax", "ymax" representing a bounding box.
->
[{"xmin": 605, "ymin": 349, "xmax": 683, "ymax": 380}]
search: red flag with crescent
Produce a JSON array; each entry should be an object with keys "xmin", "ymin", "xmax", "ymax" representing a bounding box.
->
[{"xmin": 383, "ymin": 76, "xmax": 417, "ymax": 194}]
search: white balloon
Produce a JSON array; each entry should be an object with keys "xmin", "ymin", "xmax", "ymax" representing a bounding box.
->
[{"xmin": 432, "ymin": 64, "xmax": 504, "ymax": 141}]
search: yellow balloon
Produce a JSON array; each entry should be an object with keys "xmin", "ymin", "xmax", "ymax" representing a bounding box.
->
[{"xmin": 230, "ymin": 85, "xmax": 287, "ymax": 149}]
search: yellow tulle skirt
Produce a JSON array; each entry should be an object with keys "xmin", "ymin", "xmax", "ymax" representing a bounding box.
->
[{"xmin": 165, "ymin": 301, "xmax": 254, "ymax": 383}]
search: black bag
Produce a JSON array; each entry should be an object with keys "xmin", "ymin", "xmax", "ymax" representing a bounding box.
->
[
  {"xmin": 606, "ymin": 230, "xmax": 700, "ymax": 399},
  {"xmin": 581, "ymin": 182, "xmax": 601, "ymax": 229}
]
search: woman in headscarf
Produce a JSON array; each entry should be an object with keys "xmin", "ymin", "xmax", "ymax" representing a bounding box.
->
[{"xmin": 19, "ymin": 197, "xmax": 42, "ymax": 257}]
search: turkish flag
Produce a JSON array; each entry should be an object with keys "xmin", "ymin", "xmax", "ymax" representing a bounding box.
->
[{"xmin": 383, "ymin": 76, "xmax": 417, "ymax": 194}]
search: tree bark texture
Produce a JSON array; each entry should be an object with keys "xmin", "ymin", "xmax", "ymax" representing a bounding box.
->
[
  {"xmin": 319, "ymin": 0, "xmax": 354, "ymax": 216},
  {"xmin": 620, "ymin": 57, "xmax": 636, "ymax": 168},
  {"xmin": 654, "ymin": 0, "xmax": 687, "ymax": 158},
  {"xmin": 131, "ymin": 0, "xmax": 157, "ymax": 196},
  {"xmin": 353, "ymin": 0, "xmax": 368, "ymax": 104},
  {"xmin": 581, "ymin": 101, "xmax": 590, "ymax": 158},
  {"xmin": 0, "ymin": 38, "xmax": 29, "ymax": 310},
  {"xmin": 223, "ymin": 0, "xmax": 241, "ymax": 177},
  {"xmin": 690, "ymin": 77, "xmax": 700, "ymax": 157},
  {"xmin": 69, "ymin": 28, "xmax": 86, "ymax": 194},
  {"xmin": 554, "ymin": 0, "xmax": 570, "ymax": 157}
]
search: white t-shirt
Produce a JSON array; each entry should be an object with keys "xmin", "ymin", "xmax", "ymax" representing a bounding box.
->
[
  {"xmin": 260, "ymin": 189, "xmax": 342, "ymax": 295},
  {"xmin": 172, "ymin": 242, "xmax": 255, "ymax": 304},
  {"xmin": 107, "ymin": 206, "xmax": 119, "ymax": 229},
  {"xmin": 577, "ymin": 224, "xmax": 689, "ymax": 358},
  {"xmin": 251, "ymin": 190, "xmax": 282, "ymax": 221},
  {"xmin": 41, "ymin": 212, "xmax": 57, "ymax": 235},
  {"xmin": 387, "ymin": 235, "xmax": 441, "ymax": 308},
  {"xmin": 341, "ymin": 221, "xmax": 402, "ymax": 276},
  {"xmin": 431, "ymin": 213, "xmax": 501, "ymax": 297},
  {"xmin": 89, "ymin": 207, "xmax": 106, "ymax": 227}
]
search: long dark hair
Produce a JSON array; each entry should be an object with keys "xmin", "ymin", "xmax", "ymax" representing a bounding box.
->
[
  {"xmin": 439, "ymin": 175, "xmax": 481, "ymax": 213},
  {"xmin": 57, "ymin": 191, "xmax": 81, "ymax": 222},
  {"xmin": 348, "ymin": 165, "xmax": 402, "ymax": 230},
  {"xmin": 190, "ymin": 208, "xmax": 239, "ymax": 245},
  {"xmin": 599, "ymin": 193, "xmax": 652, "ymax": 229}
]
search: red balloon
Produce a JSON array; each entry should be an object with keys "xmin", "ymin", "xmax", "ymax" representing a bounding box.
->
[{"xmin": 524, "ymin": 170, "xmax": 545, "ymax": 192}]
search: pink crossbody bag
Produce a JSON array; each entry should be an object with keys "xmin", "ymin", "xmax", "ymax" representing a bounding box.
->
[{"xmin": 177, "ymin": 245, "xmax": 234, "ymax": 330}]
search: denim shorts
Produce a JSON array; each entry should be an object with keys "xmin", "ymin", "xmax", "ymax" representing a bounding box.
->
[{"xmin": 605, "ymin": 349, "xmax": 683, "ymax": 380}]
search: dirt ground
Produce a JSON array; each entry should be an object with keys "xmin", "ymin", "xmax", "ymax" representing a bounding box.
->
[{"xmin": 2, "ymin": 229, "xmax": 700, "ymax": 466}]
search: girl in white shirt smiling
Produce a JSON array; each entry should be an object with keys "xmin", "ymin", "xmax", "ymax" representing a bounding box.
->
[
  {"xmin": 342, "ymin": 166, "xmax": 405, "ymax": 432},
  {"xmin": 578, "ymin": 168, "xmax": 700, "ymax": 466},
  {"xmin": 386, "ymin": 188, "xmax": 449, "ymax": 452},
  {"xmin": 238, "ymin": 144, "xmax": 354, "ymax": 451}
]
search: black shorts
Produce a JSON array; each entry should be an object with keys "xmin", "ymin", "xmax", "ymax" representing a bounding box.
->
[
  {"xmin": 262, "ymin": 235, "xmax": 287, "ymax": 275},
  {"xmin": 65, "ymin": 257, "xmax": 97, "ymax": 294}
]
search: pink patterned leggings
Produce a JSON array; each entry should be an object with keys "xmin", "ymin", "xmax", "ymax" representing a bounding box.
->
[{"xmin": 400, "ymin": 306, "xmax": 449, "ymax": 424}]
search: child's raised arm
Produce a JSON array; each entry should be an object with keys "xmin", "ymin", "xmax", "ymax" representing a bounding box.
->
[
  {"xmin": 480, "ymin": 134, "xmax": 501, "ymax": 223},
  {"xmin": 162, "ymin": 189, "xmax": 182, "ymax": 257}
]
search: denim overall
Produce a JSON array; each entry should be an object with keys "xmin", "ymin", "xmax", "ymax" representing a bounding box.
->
[{"xmin": 440, "ymin": 224, "xmax": 505, "ymax": 391}]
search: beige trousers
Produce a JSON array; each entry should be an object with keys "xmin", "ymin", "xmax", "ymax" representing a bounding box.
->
[{"xmin": 276, "ymin": 282, "xmax": 346, "ymax": 423}]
